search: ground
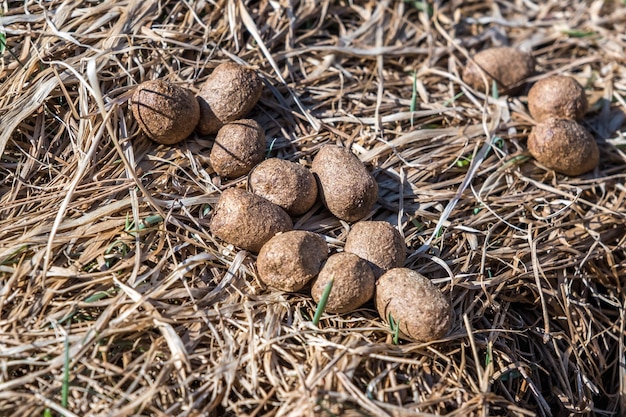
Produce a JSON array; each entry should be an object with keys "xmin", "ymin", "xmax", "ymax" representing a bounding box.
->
[{"xmin": 1, "ymin": 1, "xmax": 626, "ymax": 416}]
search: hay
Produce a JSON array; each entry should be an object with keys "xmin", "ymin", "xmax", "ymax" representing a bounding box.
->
[{"xmin": 1, "ymin": 0, "xmax": 626, "ymax": 416}]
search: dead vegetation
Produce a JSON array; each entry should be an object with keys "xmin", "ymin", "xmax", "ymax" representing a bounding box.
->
[{"xmin": 1, "ymin": 0, "xmax": 626, "ymax": 416}]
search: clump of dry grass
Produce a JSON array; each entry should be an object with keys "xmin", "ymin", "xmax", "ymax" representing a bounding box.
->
[{"xmin": 1, "ymin": 0, "xmax": 626, "ymax": 416}]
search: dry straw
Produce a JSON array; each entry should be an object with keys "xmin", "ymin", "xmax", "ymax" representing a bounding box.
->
[{"xmin": 1, "ymin": 0, "xmax": 626, "ymax": 416}]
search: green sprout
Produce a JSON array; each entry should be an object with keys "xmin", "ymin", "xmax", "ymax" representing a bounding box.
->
[
  {"xmin": 502, "ymin": 154, "xmax": 530, "ymax": 169},
  {"xmin": 561, "ymin": 29, "xmax": 597, "ymax": 38},
  {"xmin": 418, "ymin": 0, "xmax": 433, "ymax": 17},
  {"xmin": 62, "ymin": 333, "xmax": 70, "ymax": 413},
  {"xmin": 312, "ymin": 278, "xmax": 334, "ymax": 326},
  {"xmin": 404, "ymin": 0, "xmax": 433, "ymax": 16},
  {"xmin": 0, "ymin": 23, "xmax": 25, "ymax": 68},
  {"xmin": 491, "ymin": 79, "xmax": 499, "ymax": 99},
  {"xmin": 410, "ymin": 70, "xmax": 418, "ymax": 127},
  {"xmin": 456, "ymin": 156, "xmax": 472, "ymax": 168},
  {"xmin": 442, "ymin": 91, "xmax": 464, "ymax": 107},
  {"xmin": 0, "ymin": 31, "xmax": 5, "ymax": 56},
  {"xmin": 104, "ymin": 240, "xmax": 130, "ymax": 269},
  {"xmin": 124, "ymin": 214, "xmax": 164, "ymax": 236},
  {"xmin": 84, "ymin": 287, "xmax": 117, "ymax": 303},
  {"xmin": 0, "ymin": 244, "xmax": 28, "ymax": 266},
  {"xmin": 0, "ymin": 10, "xmax": 4, "ymax": 56},
  {"xmin": 388, "ymin": 313, "xmax": 400, "ymax": 345},
  {"xmin": 267, "ymin": 137, "xmax": 278, "ymax": 158},
  {"xmin": 125, "ymin": 212, "xmax": 131, "ymax": 231},
  {"xmin": 137, "ymin": 214, "xmax": 163, "ymax": 231}
]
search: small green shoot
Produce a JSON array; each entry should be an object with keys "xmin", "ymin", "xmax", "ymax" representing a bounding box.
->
[
  {"xmin": 84, "ymin": 287, "xmax": 117, "ymax": 303},
  {"xmin": 267, "ymin": 138, "xmax": 278, "ymax": 158},
  {"xmin": 104, "ymin": 240, "xmax": 130, "ymax": 269},
  {"xmin": 0, "ymin": 10, "xmax": 4, "ymax": 56},
  {"xmin": 421, "ymin": 1, "xmax": 433, "ymax": 17},
  {"xmin": 82, "ymin": 260, "xmax": 100, "ymax": 273},
  {"xmin": 0, "ymin": 31, "xmax": 6, "ymax": 56},
  {"xmin": 124, "ymin": 214, "xmax": 163, "ymax": 236},
  {"xmin": 404, "ymin": 0, "xmax": 433, "ymax": 16},
  {"xmin": 138, "ymin": 214, "xmax": 163, "ymax": 231},
  {"xmin": 0, "ymin": 245, "xmax": 28, "ymax": 266},
  {"xmin": 442, "ymin": 91, "xmax": 464, "ymax": 107},
  {"xmin": 312, "ymin": 278, "xmax": 334, "ymax": 326},
  {"xmin": 456, "ymin": 156, "xmax": 471, "ymax": 168},
  {"xmin": 473, "ymin": 206, "xmax": 482, "ymax": 215},
  {"xmin": 411, "ymin": 219, "xmax": 424, "ymax": 231},
  {"xmin": 125, "ymin": 212, "xmax": 131, "ymax": 231},
  {"xmin": 491, "ymin": 79, "xmax": 499, "ymax": 99},
  {"xmin": 62, "ymin": 332, "xmax": 70, "ymax": 412},
  {"xmin": 84, "ymin": 291, "xmax": 110, "ymax": 303},
  {"xmin": 57, "ymin": 309, "xmax": 77, "ymax": 326},
  {"xmin": 485, "ymin": 342, "xmax": 492, "ymax": 366},
  {"xmin": 410, "ymin": 71, "xmax": 418, "ymax": 127},
  {"xmin": 43, "ymin": 409, "xmax": 52, "ymax": 417},
  {"xmin": 388, "ymin": 313, "xmax": 400, "ymax": 345},
  {"xmin": 0, "ymin": 23, "xmax": 25, "ymax": 68},
  {"xmin": 502, "ymin": 154, "xmax": 530, "ymax": 169},
  {"xmin": 105, "ymin": 240, "xmax": 129, "ymax": 257},
  {"xmin": 561, "ymin": 29, "xmax": 597, "ymax": 38}
]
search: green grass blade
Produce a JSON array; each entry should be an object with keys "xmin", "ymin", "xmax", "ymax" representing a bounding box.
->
[
  {"xmin": 0, "ymin": 10, "xmax": 5, "ymax": 56},
  {"xmin": 442, "ymin": 91, "xmax": 464, "ymax": 107},
  {"xmin": 0, "ymin": 32, "xmax": 6, "ymax": 55},
  {"xmin": 418, "ymin": 0, "xmax": 433, "ymax": 16},
  {"xmin": 404, "ymin": 0, "xmax": 433, "ymax": 16},
  {"xmin": 62, "ymin": 334, "xmax": 70, "ymax": 412},
  {"xmin": 267, "ymin": 137, "xmax": 278, "ymax": 158},
  {"xmin": 124, "ymin": 212, "xmax": 132, "ymax": 231},
  {"xmin": 138, "ymin": 214, "xmax": 163, "ymax": 230},
  {"xmin": 456, "ymin": 156, "xmax": 471, "ymax": 168},
  {"xmin": 0, "ymin": 19, "xmax": 25, "ymax": 68},
  {"xmin": 84, "ymin": 289, "xmax": 113, "ymax": 303},
  {"xmin": 125, "ymin": 214, "xmax": 163, "ymax": 236},
  {"xmin": 561, "ymin": 29, "xmax": 597, "ymax": 38},
  {"xmin": 388, "ymin": 313, "xmax": 400, "ymax": 344},
  {"xmin": 491, "ymin": 79, "xmax": 499, "ymax": 99},
  {"xmin": 410, "ymin": 71, "xmax": 417, "ymax": 127},
  {"xmin": 312, "ymin": 278, "xmax": 334, "ymax": 326}
]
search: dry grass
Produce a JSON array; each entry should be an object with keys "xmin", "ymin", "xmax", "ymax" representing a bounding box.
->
[{"xmin": 1, "ymin": 0, "xmax": 626, "ymax": 416}]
